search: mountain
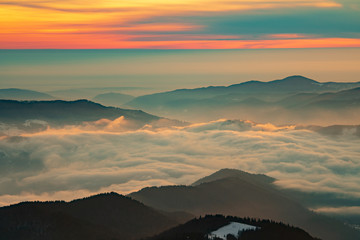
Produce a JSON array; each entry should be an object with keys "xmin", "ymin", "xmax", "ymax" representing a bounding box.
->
[
  {"xmin": 0, "ymin": 192, "xmax": 181, "ymax": 240},
  {"xmin": 147, "ymin": 215, "xmax": 320, "ymax": 240},
  {"xmin": 126, "ymin": 79, "xmax": 360, "ymax": 124},
  {"xmin": 0, "ymin": 88, "xmax": 54, "ymax": 100},
  {"xmin": 277, "ymin": 87, "xmax": 360, "ymax": 109},
  {"xmin": 47, "ymin": 88, "xmax": 99, "ymax": 100},
  {"xmin": 125, "ymin": 76, "xmax": 360, "ymax": 124},
  {"xmin": 48, "ymin": 87, "xmax": 148, "ymax": 100},
  {"xmin": 300, "ymin": 87, "xmax": 360, "ymax": 109},
  {"xmin": 0, "ymin": 99, "xmax": 159, "ymax": 126},
  {"xmin": 192, "ymin": 169, "xmax": 275, "ymax": 186},
  {"xmin": 1, "ymin": 170, "xmax": 359, "ymax": 240},
  {"xmin": 92, "ymin": 92, "xmax": 134, "ymax": 107},
  {"xmin": 225, "ymin": 76, "xmax": 321, "ymax": 93},
  {"xmin": 129, "ymin": 169, "xmax": 360, "ymax": 240},
  {"xmin": 127, "ymin": 76, "xmax": 360, "ymax": 109}
]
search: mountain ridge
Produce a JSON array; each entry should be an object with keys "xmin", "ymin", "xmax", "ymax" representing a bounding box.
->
[
  {"xmin": 0, "ymin": 99, "xmax": 159, "ymax": 126},
  {"xmin": 92, "ymin": 92, "xmax": 134, "ymax": 107},
  {"xmin": 0, "ymin": 192, "xmax": 180, "ymax": 240},
  {"xmin": 0, "ymin": 88, "xmax": 55, "ymax": 100},
  {"xmin": 129, "ymin": 169, "xmax": 360, "ymax": 240},
  {"xmin": 127, "ymin": 75, "xmax": 360, "ymax": 107},
  {"xmin": 1, "ymin": 169, "xmax": 360, "ymax": 240},
  {"xmin": 147, "ymin": 215, "xmax": 320, "ymax": 240},
  {"xmin": 125, "ymin": 76, "xmax": 360, "ymax": 124}
]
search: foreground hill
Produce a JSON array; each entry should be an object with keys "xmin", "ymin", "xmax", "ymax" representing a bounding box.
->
[
  {"xmin": 0, "ymin": 88, "xmax": 54, "ymax": 100},
  {"xmin": 129, "ymin": 169, "xmax": 360, "ymax": 240},
  {"xmin": 0, "ymin": 99, "xmax": 159, "ymax": 126},
  {"xmin": 1, "ymin": 170, "xmax": 359, "ymax": 240},
  {"xmin": 147, "ymin": 215, "xmax": 320, "ymax": 240},
  {"xmin": 0, "ymin": 193, "xmax": 180, "ymax": 240},
  {"xmin": 0, "ymin": 191, "xmax": 323, "ymax": 240}
]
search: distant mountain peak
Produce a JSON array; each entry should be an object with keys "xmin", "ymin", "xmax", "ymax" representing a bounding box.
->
[
  {"xmin": 191, "ymin": 168, "xmax": 275, "ymax": 186},
  {"xmin": 279, "ymin": 75, "xmax": 319, "ymax": 84},
  {"xmin": 284, "ymin": 75, "xmax": 312, "ymax": 79},
  {"xmin": 70, "ymin": 191, "xmax": 123, "ymax": 202}
]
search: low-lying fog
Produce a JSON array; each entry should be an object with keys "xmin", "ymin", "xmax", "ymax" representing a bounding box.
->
[{"xmin": 0, "ymin": 118, "xmax": 359, "ymax": 217}]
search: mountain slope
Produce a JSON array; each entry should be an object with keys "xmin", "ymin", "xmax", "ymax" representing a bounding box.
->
[
  {"xmin": 127, "ymin": 76, "xmax": 360, "ymax": 110},
  {"xmin": 0, "ymin": 99, "xmax": 159, "ymax": 126},
  {"xmin": 0, "ymin": 88, "xmax": 54, "ymax": 100},
  {"xmin": 192, "ymin": 169, "xmax": 275, "ymax": 186},
  {"xmin": 226, "ymin": 76, "xmax": 321, "ymax": 93},
  {"xmin": 129, "ymin": 169, "xmax": 360, "ymax": 240},
  {"xmin": 0, "ymin": 192, "xmax": 179, "ymax": 240},
  {"xmin": 125, "ymin": 76, "xmax": 360, "ymax": 124},
  {"xmin": 301, "ymin": 87, "xmax": 360, "ymax": 109},
  {"xmin": 147, "ymin": 215, "xmax": 320, "ymax": 240}
]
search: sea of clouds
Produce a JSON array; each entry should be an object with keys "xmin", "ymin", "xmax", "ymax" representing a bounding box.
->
[{"xmin": 0, "ymin": 118, "xmax": 359, "ymax": 210}]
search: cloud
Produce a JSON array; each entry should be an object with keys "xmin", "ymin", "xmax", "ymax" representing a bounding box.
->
[
  {"xmin": 0, "ymin": 0, "xmax": 342, "ymax": 13},
  {"xmin": 1, "ymin": 0, "xmax": 353, "ymax": 49},
  {"xmin": 182, "ymin": 119, "xmax": 296, "ymax": 132},
  {"xmin": 0, "ymin": 118, "xmax": 359, "ymax": 207},
  {"xmin": 0, "ymin": 1, "xmax": 129, "ymax": 13},
  {"xmin": 313, "ymin": 206, "xmax": 360, "ymax": 215}
]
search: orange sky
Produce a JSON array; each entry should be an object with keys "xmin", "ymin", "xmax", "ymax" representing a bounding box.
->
[{"xmin": 0, "ymin": 0, "xmax": 359, "ymax": 49}]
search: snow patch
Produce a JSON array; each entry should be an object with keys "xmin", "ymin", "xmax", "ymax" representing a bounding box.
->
[{"xmin": 208, "ymin": 222, "xmax": 258, "ymax": 240}]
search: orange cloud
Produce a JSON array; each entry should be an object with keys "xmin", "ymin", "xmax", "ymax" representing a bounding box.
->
[
  {"xmin": 0, "ymin": 0, "xmax": 346, "ymax": 49},
  {"xmin": 1, "ymin": 33, "xmax": 359, "ymax": 49},
  {"xmin": 266, "ymin": 33, "xmax": 311, "ymax": 39}
]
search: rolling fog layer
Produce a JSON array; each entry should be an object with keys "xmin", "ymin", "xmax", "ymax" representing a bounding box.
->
[
  {"xmin": 0, "ymin": 118, "xmax": 359, "ymax": 212},
  {"xmin": 133, "ymin": 104, "xmax": 360, "ymax": 126}
]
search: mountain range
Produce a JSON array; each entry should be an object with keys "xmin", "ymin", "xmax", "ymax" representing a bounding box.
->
[
  {"xmin": 2, "ymin": 76, "xmax": 360, "ymax": 124},
  {"xmin": 129, "ymin": 169, "xmax": 360, "ymax": 240},
  {"xmin": 0, "ymin": 193, "xmax": 181, "ymax": 240},
  {"xmin": 125, "ymin": 76, "xmax": 360, "ymax": 124},
  {"xmin": 127, "ymin": 75, "xmax": 360, "ymax": 107},
  {"xmin": 1, "ymin": 169, "xmax": 359, "ymax": 240}
]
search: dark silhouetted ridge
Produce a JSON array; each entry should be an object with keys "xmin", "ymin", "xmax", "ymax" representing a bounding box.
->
[
  {"xmin": 0, "ymin": 192, "xmax": 179, "ymax": 240},
  {"xmin": 130, "ymin": 169, "xmax": 360, "ymax": 240},
  {"xmin": 0, "ymin": 99, "xmax": 159, "ymax": 125},
  {"xmin": 147, "ymin": 215, "xmax": 320, "ymax": 240}
]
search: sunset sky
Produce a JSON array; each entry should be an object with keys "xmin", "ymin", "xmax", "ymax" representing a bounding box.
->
[{"xmin": 1, "ymin": 0, "xmax": 360, "ymax": 49}]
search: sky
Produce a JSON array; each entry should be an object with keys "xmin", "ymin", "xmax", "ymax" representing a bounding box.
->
[
  {"xmin": 1, "ymin": 49, "xmax": 360, "ymax": 93},
  {"xmin": 1, "ymin": 0, "xmax": 359, "ymax": 90},
  {"xmin": 1, "ymin": 0, "xmax": 360, "ymax": 49}
]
